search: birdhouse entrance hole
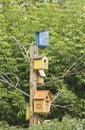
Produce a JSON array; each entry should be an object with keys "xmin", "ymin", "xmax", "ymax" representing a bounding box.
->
[{"xmin": 46, "ymin": 96, "xmax": 48, "ymax": 99}]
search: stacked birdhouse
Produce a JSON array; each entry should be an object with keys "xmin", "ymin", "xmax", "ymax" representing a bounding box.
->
[
  {"xmin": 33, "ymin": 55, "xmax": 48, "ymax": 85},
  {"xmin": 26, "ymin": 31, "xmax": 51, "ymax": 123},
  {"xmin": 33, "ymin": 53, "xmax": 52, "ymax": 113},
  {"xmin": 33, "ymin": 31, "xmax": 52, "ymax": 114}
]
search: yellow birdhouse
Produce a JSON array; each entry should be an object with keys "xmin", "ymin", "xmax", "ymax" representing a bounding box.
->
[
  {"xmin": 37, "ymin": 70, "xmax": 46, "ymax": 85},
  {"xmin": 33, "ymin": 90, "xmax": 52, "ymax": 113},
  {"xmin": 33, "ymin": 55, "xmax": 48, "ymax": 70},
  {"xmin": 26, "ymin": 104, "xmax": 30, "ymax": 120}
]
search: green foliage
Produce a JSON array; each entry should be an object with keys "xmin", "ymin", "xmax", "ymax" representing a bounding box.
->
[
  {"xmin": 0, "ymin": 0, "xmax": 85, "ymax": 127},
  {"xmin": 50, "ymin": 86, "xmax": 85, "ymax": 119},
  {"xmin": 0, "ymin": 83, "xmax": 26, "ymax": 125},
  {"xmin": 29, "ymin": 115, "xmax": 85, "ymax": 130},
  {"xmin": 0, "ymin": 115, "xmax": 85, "ymax": 130}
]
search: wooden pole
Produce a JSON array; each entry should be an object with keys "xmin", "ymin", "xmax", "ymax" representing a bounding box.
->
[{"xmin": 30, "ymin": 45, "xmax": 38, "ymax": 126}]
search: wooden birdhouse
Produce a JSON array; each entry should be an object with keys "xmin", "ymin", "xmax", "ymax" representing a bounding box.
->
[
  {"xmin": 36, "ymin": 30, "xmax": 49, "ymax": 48},
  {"xmin": 33, "ymin": 55, "xmax": 48, "ymax": 70},
  {"xmin": 33, "ymin": 90, "xmax": 52, "ymax": 113},
  {"xmin": 26, "ymin": 103, "xmax": 30, "ymax": 120},
  {"xmin": 37, "ymin": 75, "xmax": 44, "ymax": 85},
  {"xmin": 37, "ymin": 70, "xmax": 46, "ymax": 85}
]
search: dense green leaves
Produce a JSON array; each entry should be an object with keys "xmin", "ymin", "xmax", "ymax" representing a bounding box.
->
[
  {"xmin": 0, "ymin": 0, "xmax": 85, "ymax": 127},
  {"xmin": 29, "ymin": 115, "xmax": 85, "ymax": 130},
  {"xmin": 0, "ymin": 115, "xmax": 85, "ymax": 130}
]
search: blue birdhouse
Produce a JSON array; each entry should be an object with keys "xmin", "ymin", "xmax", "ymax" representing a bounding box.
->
[{"xmin": 36, "ymin": 30, "xmax": 49, "ymax": 48}]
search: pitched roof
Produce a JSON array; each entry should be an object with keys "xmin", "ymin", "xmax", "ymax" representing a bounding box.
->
[
  {"xmin": 33, "ymin": 55, "xmax": 44, "ymax": 60},
  {"xmin": 33, "ymin": 90, "xmax": 51, "ymax": 100},
  {"xmin": 33, "ymin": 55, "xmax": 48, "ymax": 60}
]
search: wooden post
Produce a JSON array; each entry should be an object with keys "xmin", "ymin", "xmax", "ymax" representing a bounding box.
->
[{"xmin": 30, "ymin": 45, "xmax": 38, "ymax": 126}]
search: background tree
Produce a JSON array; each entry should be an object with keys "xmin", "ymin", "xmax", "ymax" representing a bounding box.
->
[{"xmin": 0, "ymin": 0, "xmax": 85, "ymax": 127}]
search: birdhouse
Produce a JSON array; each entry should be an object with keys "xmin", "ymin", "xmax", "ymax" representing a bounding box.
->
[
  {"xmin": 26, "ymin": 103, "xmax": 30, "ymax": 120},
  {"xmin": 33, "ymin": 90, "xmax": 52, "ymax": 113},
  {"xmin": 37, "ymin": 75, "xmax": 44, "ymax": 85},
  {"xmin": 37, "ymin": 70, "xmax": 46, "ymax": 85},
  {"xmin": 36, "ymin": 30, "xmax": 49, "ymax": 48},
  {"xmin": 33, "ymin": 55, "xmax": 48, "ymax": 70}
]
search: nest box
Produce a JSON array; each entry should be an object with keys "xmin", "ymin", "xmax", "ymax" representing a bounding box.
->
[
  {"xmin": 33, "ymin": 90, "xmax": 52, "ymax": 113},
  {"xmin": 37, "ymin": 70, "xmax": 46, "ymax": 85},
  {"xmin": 26, "ymin": 103, "xmax": 30, "ymax": 120},
  {"xmin": 36, "ymin": 30, "xmax": 49, "ymax": 48},
  {"xmin": 33, "ymin": 55, "xmax": 48, "ymax": 70}
]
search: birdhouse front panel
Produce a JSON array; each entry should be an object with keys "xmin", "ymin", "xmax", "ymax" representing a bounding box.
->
[
  {"xmin": 34, "ymin": 100, "xmax": 49, "ymax": 113},
  {"xmin": 34, "ymin": 100, "xmax": 44, "ymax": 113},
  {"xmin": 34, "ymin": 59, "xmax": 42, "ymax": 70}
]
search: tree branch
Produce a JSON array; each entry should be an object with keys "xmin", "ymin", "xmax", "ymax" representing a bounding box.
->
[
  {"xmin": 51, "ymin": 92, "xmax": 60, "ymax": 104},
  {"xmin": 0, "ymin": 71, "xmax": 30, "ymax": 97},
  {"xmin": 51, "ymin": 104, "xmax": 72, "ymax": 109},
  {"xmin": 13, "ymin": 37, "xmax": 29, "ymax": 62},
  {"xmin": 63, "ymin": 53, "xmax": 85, "ymax": 77},
  {"xmin": 37, "ymin": 53, "xmax": 85, "ymax": 88}
]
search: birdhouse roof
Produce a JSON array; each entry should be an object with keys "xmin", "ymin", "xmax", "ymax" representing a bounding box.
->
[
  {"xmin": 36, "ymin": 30, "xmax": 49, "ymax": 34},
  {"xmin": 33, "ymin": 90, "xmax": 52, "ymax": 100},
  {"xmin": 33, "ymin": 55, "xmax": 47, "ymax": 60},
  {"xmin": 38, "ymin": 70, "xmax": 46, "ymax": 77}
]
